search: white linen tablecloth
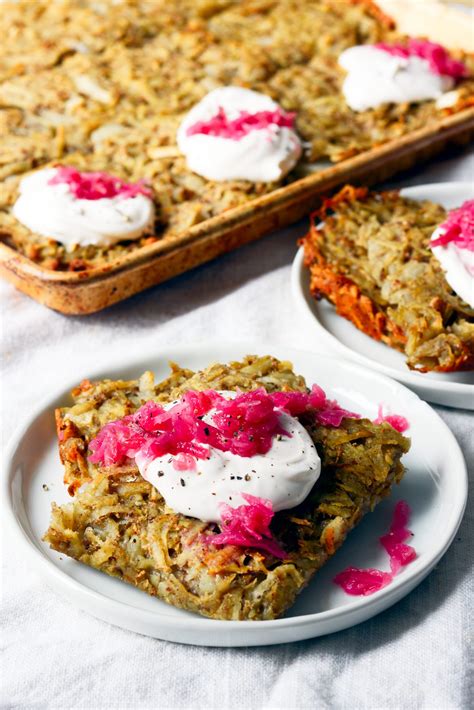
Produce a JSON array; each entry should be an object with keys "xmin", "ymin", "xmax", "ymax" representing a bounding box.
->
[{"xmin": 2, "ymin": 148, "xmax": 473, "ymax": 710}]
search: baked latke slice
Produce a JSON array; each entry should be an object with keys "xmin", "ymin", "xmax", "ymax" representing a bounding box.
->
[
  {"xmin": 44, "ymin": 356, "xmax": 409, "ymax": 621},
  {"xmin": 301, "ymin": 186, "xmax": 474, "ymax": 373}
]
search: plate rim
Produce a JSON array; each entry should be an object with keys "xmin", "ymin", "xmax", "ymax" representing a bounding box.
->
[
  {"xmin": 291, "ymin": 181, "xmax": 474, "ymax": 403},
  {"xmin": 4, "ymin": 341, "xmax": 468, "ymax": 643}
]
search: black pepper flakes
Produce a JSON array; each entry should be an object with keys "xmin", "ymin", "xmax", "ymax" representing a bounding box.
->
[{"xmin": 180, "ymin": 478, "xmax": 186, "ymax": 487}]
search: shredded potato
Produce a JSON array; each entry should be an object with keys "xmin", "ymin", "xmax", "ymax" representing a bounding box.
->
[{"xmin": 44, "ymin": 355, "xmax": 409, "ymax": 620}]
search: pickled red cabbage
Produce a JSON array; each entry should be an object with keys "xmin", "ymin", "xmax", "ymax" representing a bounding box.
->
[
  {"xmin": 375, "ymin": 39, "xmax": 467, "ymax": 79},
  {"xmin": 186, "ymin": 107, "xmax": 296, "ymax": 141},
  {"xmin": 334, "ymin": 501, "xmax": 416, "ymax": 596},
  {"xmin": 49, "ymin": 166, "xmax": 152, "ymax": 200},
  {"xmin": 430, "ymin": 200, "xmax": 474, "ymax": 251}
]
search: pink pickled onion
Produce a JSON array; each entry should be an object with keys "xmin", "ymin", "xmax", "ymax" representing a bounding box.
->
[
  {"xmin": 186, "ymin": 107, "xmax": 296, "ymax": 141},
  {"xmin": 48, "ymin": 166, "xmax": 152, "ymax": 200},
  {"xmin": 202, "ymin": 493, "xmax": 286, "ymax": 558},
  {"xmin": 375, "ymin": 39, "xmax": 467, "ymax": 79},
  {"xmin": 430, "ymin": 199, "xmax": 474, "ymax": 252}
]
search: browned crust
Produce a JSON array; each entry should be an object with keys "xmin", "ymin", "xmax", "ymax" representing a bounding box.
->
[
  {"xmin": 55, "ymin": 407, "xmax": 91, "ymax": 495},
  {"xmin": 444, "ymin": 95, "xmax": 474, "ymax": 115},
  {"xmin": 303, "ymin": 229, "xmax": 408, "ymax": 349},
  {"xmin": 303, "ymin": 186, "xmax": 407, "ymax": 349},
  {"xmin": 441, "ymin": 345, "xmax": 474, "ymax": 373},
  {"xmin": 311, "ymin": 184, "xmax": 370, "ymax": 223},
  {"xmin": 301, "ymin": 185, "xmax": 474, "ymax": 373},
  {"xmin": 350, "ymin": 0, "xmax": 396, "ymax": 29}
]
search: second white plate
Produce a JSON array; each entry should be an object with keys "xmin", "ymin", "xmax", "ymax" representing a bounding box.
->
[{"xmin": 291, "ymin": 182, "xmax": 474, "ymax": 409}]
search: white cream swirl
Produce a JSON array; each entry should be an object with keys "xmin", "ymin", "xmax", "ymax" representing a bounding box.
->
[
  {"xmin": 430, "ymin": 226, "xmax": 474, "ymax": 308},
  {"xmin": 12, "ymin": 168, "xmax": 155, "ymax": 248},
  {"xmin": 136, "ymin": 394, "xmax": 320, "ymax": 522},
  {"xmin": 339, "ymin": 45, "xmax": 454, "ymax": 112},
  {"xmin": 177, "ymin": 87, "xmax": 302, "ymax": 182}
]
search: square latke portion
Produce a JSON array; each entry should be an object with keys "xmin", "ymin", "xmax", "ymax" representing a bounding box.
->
[
  {"xmin": 44, "ymin": 356, "xmax": 409, "ymax": 620},
  {"xmin": 302, "ymin": 186, "xmax": 474, "ymax": 372}
]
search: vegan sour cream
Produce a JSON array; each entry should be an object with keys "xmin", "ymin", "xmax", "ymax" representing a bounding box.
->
[
  {"xmin": 177, "ymin": 87, "xmax": 302, "ymax": 182},
  {"xmin": 13, "ymin": 167, "xmax": 155, "ymax": 248},
  {"xmin": 137, "ymin": 392, "xmax": 321, "ymax": 522}
]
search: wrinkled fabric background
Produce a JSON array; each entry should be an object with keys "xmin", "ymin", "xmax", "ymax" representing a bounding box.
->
[{"xmin": 1, "ymin": 148, "xmax": 473, "ymax": 710}]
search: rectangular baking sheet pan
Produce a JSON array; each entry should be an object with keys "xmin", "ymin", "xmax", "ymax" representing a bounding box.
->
[{"xmin": 1, "ymin": 108, "xmax": 473, "ymax": 314}]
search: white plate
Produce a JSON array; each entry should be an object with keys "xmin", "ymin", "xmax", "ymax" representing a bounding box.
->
[
  {"xmin": 4, "ymin": 342, "xmax": 467, "ymax": 646},
  {"xmin": 291, "ymin": 182, "xmax": 474, "ymax": 409}
]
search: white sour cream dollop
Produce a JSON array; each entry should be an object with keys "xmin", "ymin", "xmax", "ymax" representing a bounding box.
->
[
  {"xmin": 137, "ymin": 393, "xmax": 320, "ymax": 522},
  {"xmin": 430, "ymin": 226, "xmax": 474, "ymax": 308},
  {"xmin": 12, "ymin": 168, "xmax": 155, "ymax": 248},
  {"xmin": 338, "ymin": 45, "xmax": 454, "ymax": 112},
  {"xmin": 177, "ymin": 87, "xmax": 302, "ymax": 182}
]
